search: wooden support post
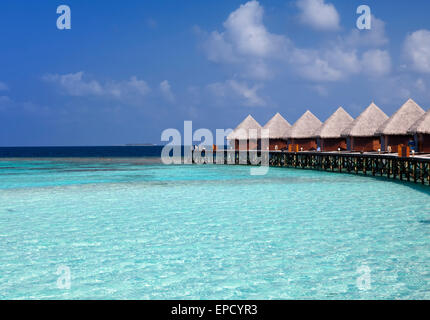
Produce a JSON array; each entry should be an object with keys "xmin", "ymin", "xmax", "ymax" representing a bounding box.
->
[
  {"xmin": 388, "ymin": 159, "xmax": 391, "ymax": 179},
  {"xmin": 426, "ymin": 163, "xmax": 430, "ymax": 185},
  {"xmin": 427, "ymin": 163, "xmax": 430, "ymax": 186},
  {"xmin": 399, "ymin": 160, "xmax": 403, "ymax": 181},
  {"xmin": 406, "ymin": 161, "xmax": 410, "ymax": 182},
  {"xmin": 420, "ymin": 163, "xmax": 424, "ymax": 185}
]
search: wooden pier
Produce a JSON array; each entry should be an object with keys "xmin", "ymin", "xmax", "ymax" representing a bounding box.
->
[{"xmin": 192, "ymin": 150, "xmax": 430, "ymax": 186}]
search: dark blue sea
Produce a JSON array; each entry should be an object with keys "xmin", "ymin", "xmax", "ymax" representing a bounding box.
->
[{"xmin": 0, "ymin": 146, "xmax": 167, "ymax": 158}]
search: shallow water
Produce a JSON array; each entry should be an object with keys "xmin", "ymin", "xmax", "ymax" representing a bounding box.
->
[{"xmin": 0, "ymin": 159, "xmax": 429, "ymax": 299}]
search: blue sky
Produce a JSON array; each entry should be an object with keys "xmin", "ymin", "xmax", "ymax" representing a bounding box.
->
[{"xmin": 1, "ymin": 0, "xmax": 430, "ymax": 146}]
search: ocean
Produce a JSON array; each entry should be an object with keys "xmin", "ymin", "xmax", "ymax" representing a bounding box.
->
[
  {"xmin": 0, "ymin": 146, "xmax": 165, "ymax": 158},
  {"xmin": 0, "ymin": 147, "xmax": 429, "ymax": 299}
]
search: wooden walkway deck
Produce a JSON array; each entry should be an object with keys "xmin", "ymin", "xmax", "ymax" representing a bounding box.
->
[{"xmin": 192, "ymin": 150, "xmax": 430, "ymax": 186}]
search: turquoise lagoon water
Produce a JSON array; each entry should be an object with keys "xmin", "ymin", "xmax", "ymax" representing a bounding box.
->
[{"xmin": 0, "ymin": 158, "xmax": 429, "ymax": 299}]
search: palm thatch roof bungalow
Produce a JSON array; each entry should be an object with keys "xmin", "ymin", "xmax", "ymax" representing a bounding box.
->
[
  {"xmin": 227, "ymin": 115, "xmax": 262, "ymax": 151},
  {"xmin": 289, "ymin": 110, "xmax": 322, "ymax": 151},
  {"xmin": 408, "ymin": 108, "xmax": 430, "ymax": 153},
  {"xmin": 376, "ymin": 98, "xmax": 425, "ymax": 152},
  {"xmin": 262, "ymin": 113, "xmax": 291, "ymax": 151},
  {"xmin": 315, "ymin": 107, "xmax": 354, "ymax": 151},
  {"xmin": 342, "ymin": 102, "xmax": 388, "ymax": 152}
]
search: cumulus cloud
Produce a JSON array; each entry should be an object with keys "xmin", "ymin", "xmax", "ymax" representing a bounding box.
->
[
  {"xmin": 43, "ymin": 72, "xmax": 150, "ymax": 101},
  {"xmin": 204, "ymin": 31, "xmax": 238, "ymax": 63},
  {"xmin": 296, "ymin": 0, "xmax": 340, "ymax": 31},
  {"xmin": 197, "ymin": 0, "xmax": 396, "ymax": 110},
  {"xmin": 0, "ymin": 81, "xmax": 9, "ymax": 91},
  {"xmin": 159, "ymin": 80, "xmax": 175, "ymax": 102},
  {"xmin": 344, "ymin": 16, "xmax": 388, "ymax": 47},
  {"xmin": 361, "ymin": 49, "xmax": 391, "ymax": 77},
  {"xmin": 404, "ymin": 29, "xmax": 430, "ymax": 73},
  {"xmin": 201, "ymin": 1, "xmax": 392, "ymax": 85},
  {"xmin": 43, "ymin": 72, "xmax": 102, "ymax": 96},
  {"xmin": 207, "ymin": 80, "xmax": 266, "ymax": 107},
  {"xmin": 221, "ymin": 0, "xmax": 287, "ymax": 57},
  {"xmin": 228, "ymin": 80, "xmax": 266, "ymax": 106},
  {"xmin": 290, "ymin": 45, "xmax": 392, "ymax": 81},
  {"xmin": 203, "ymin": 0, "xmax": 290, "ymax": 79},
  {"xmin": 294, "ymin": 14, "xmax": 391, "ymax": 81},
  {"xmin": 291, "ymin": 48, "xmax": 346, "ymax": 81},
  {"xmin": 311, "ymin": 47, "xmax": 360, "ymax": 80}
]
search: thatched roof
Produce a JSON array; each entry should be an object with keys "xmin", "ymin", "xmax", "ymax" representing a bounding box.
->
[
  {"xmin": 377, "ymin": 98, "xmax": 425, "ymax": 135},
  {"xmin": 263, "ymin": 113, "xmax": 291, "ymax": 139},
  {"xmin": 408, "ymin": 108, "xmax": 430, "ymax": 134},
  {"xmin": 342, "ymin": 103, "xmax": 388, "ymax": 137},
  {"xmin": 227, "ymin": 115, "xmax": 262, "ymax": 140},
  {"xmin": 290, "ymin": 110, "xmax": 322, "ymax": 139},
  {"xmin": 315, "ymin": 107, "xmax": 354, "ymax": 139}
]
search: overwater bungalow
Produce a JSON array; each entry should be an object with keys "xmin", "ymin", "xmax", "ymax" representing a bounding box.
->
[
  {"xmin": 315, "ymin": 107, "xmax": 354, "ymax": 151},
  {"xmin": 262, "ymin": 113, "xmax": 291, "ymax": 151},
  {"xmin": 289, "ymin": 110, "xmax": 322, "ymax": 151},
  {"xmin": 342, "ymin": 102, "xmax": 388, "ymax": 152},
  {"xmin": 408, "ymin": 109, "xmax": 430, "ymax": 153},
  {"xmin": 377, "ymin": 98, "xmax": 425, "ymax": 152},
  {"xmin": 227, "ymin": 115, "xmax": 262, "ymax": 151}
]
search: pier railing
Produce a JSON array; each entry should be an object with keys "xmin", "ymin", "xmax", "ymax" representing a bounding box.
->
[{"xmin": 191, "ymin": 150, "xmax": 430, "ymax": 186}]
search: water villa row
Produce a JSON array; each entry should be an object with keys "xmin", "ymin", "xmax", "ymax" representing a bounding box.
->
[{"xmin": 226, "ymin": 98, "xmax": 430, "ymax": 155}]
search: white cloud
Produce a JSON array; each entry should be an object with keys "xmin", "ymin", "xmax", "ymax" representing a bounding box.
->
[
  {"xmin": 361, "ymin": 49, "xmax": 391, "ymax": 77},
  {"xmin": 0, "ymin": 82, "xmax": 9, "ymax": 91},
  {"xmin": 114, "ymin": 76, "xmax": 150, "ymax": 98},
  {"xmin": 43, "ymin": 72, "xmax": 103, "ymax": 96},
  {"xmin": 222, "ymin": 0, "xmax": 287, "ymax": 57},
  {"xmin": 43, "ymin": 72, "xmax": 150, "ymax": 101},
  {"xmin": 404, "ymin": 29, "xmax": 430, "ymax": 73},
  {"xmin": 203, "ymin": 0, "xmax": 290, "ymax": 79},
  {"xmin": 228, "ymin": 80, "xmax": 266, "ymax": 106},
  {"xmin": 159, "ymin": 80, "xmax": 175, "ymax": 102},
  {"xmin": 290, "ymin": 46, "xmax": 366, "ymax": 82},
  {"xmin": 200, "ymin": 1, "xmax": 392, "ymax": 88},
  {"xmin": 207, "ymin": 80, "xmax": 266, "ymax": 107},
  {"xmin": 330, "ymin": 48, "xmax": 362, "ymax": 74},
  {"xmin": 291, "ymin": 48, "xmax": 345, "ymax": 81},
  {"xmin": 344, "ymin": 16, "xmax": 388, "ymax": 47},
  {"xmin": 296, "ymin": 0, "xmax": 340, "ymax": 31},
  {"xmin": 293, "ymin": 15, "xmax": 391, "ymax": 81},
  {"xmin": 204, "ymin": 31, "xmax": 238, "ymax": 63}
]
